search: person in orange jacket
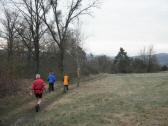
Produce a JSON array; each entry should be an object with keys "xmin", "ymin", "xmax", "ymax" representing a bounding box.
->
[{"xmin": 63, "ymin": 74, "xmax": 69, "ymax": 93}]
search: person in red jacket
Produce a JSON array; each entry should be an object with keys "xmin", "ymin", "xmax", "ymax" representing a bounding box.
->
[{"xmin": 32, "ymin": 74, "xmax": 47, "ymax": 112}]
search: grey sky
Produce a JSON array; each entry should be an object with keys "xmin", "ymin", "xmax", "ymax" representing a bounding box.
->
[{"xmin": 82, "ymin": 0, "xmax": 168, "ymax": 56}]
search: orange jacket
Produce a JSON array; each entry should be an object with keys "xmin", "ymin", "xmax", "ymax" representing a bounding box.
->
[{"xmin": 63, "ymin": 75, "xmax": 69, "ymax": 85}]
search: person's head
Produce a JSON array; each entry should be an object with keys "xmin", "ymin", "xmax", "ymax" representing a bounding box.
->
[{"xmin": 36, "ymin": 74, "xmax": 40, "ymax": 79}]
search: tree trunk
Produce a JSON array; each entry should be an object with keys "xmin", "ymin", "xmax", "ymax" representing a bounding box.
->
[
  {"xmin": 60, "ymin": 48, "xmax": 64, "ymax": 79},
  {"xmin": 147, "ymin": 55, "xmax": 152, "ymax": 73},
  {"xmin": 35, "ymin": 55, "xmax": 39, "ymax": 74},
  {"xmin": 34, "ymin": 38, "xmax": 40, "ymax": 74},
  {"xmin": 35, "ymin": 48, "xmax": 39, "ymax": 74},
  {"xmin": 77, "ymin": 67, "xmax": 80, "ymax": 87}
]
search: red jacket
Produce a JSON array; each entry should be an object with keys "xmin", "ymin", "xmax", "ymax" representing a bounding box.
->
[{"xmin": 32, "ymin": 79, "xmax": 45, "ymax": 94}]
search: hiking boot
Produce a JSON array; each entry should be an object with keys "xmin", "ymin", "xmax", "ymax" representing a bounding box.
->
[
  {"xmin": 35, "ymin": 104, "xmax": 40, "ymax": 112},
  {"xmin": 38, "ymin": 104, "xmax": 40, "ymax": 111}
]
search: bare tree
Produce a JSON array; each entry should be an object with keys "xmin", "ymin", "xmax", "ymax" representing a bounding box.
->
[
  {"xmin": 147, "ymin": 45, "xmax": 158, "ymax": 72},
  {"xmin": 65, "ymin": 28, "xmax": 84, "ymax": 87},
  {"xmin": 0, "ymin": 8, "xmax": 19, "ymax": 62},
  {"xmin": 0, "ymin": 5, "xmax": 19, "ymax": 93},
  {"xmin": 10, "ymin": 0, "xmax": 47, "ymax": 73},
  {"xmin": 139, "ymin": 46, "xmax": 159, "ymax": 72},
  {"xmin": 73, "ymin": 28, "xmax": 83, "ymax": 87},
  {"xmin": 15, "ymin": 21, "xmax": 34, "ymax": 63},
  {"xmin": 74, "ymin": 30, "xmax": 81, "ymax": 87},
  {"xmin": 40, "ymin": 0, "xmax": 99, "ymax": 78},
  {"xmin": 2, "ymin": 0, "xmax": 98, "ymax": 77}
]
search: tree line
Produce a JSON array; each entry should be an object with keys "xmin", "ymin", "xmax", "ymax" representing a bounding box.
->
[
  {"xmin": 86, "ymin": 47, "xmax": 164, "ymax": 74},
  {"xmin": 0, "ymin": 0, "xmax": 99, "ymax": 75},
  {"xmin": 0, "ymin": 0, "xmax": 98, "ymax": 96}
]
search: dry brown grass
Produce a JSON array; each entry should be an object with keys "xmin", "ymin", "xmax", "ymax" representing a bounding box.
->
[{"xmin": 1, "ymin": 73, "xmax": 168, "ymax": 126}]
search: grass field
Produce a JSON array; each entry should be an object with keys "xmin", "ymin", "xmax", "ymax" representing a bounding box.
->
[{"xmin": 1, "ymin": 73, "xmax": 168, "ymax": 126}]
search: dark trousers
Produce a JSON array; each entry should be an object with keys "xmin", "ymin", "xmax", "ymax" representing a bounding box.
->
[
  {"xmin": 49, "ymin": 83, "xmax": 54, "ymax": 92},
  {"xmin": 64, "ymin": 85, "xmax": 69, "ymax": 93}
]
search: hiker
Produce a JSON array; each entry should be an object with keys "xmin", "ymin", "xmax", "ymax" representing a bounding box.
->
[
  {"xmin": 47, "ymin": 72, "xmax": 56, "ymax": 92},
  {"xmin": 63, "ymin": 74, "xmax": 70, "ymax": 93},
  {"xmin": 31, "ymin": 74, "xmax": 47, "ymax": 112}
]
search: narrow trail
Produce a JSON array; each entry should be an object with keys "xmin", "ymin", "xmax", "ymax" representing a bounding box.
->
[{"xmin": 6, "ymin": 74, "xmax": 107, "ymax": 126}]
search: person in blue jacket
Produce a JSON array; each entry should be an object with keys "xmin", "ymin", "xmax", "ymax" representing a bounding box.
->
[{"xmin": 47, "ymin": 72, "xmax": 56, "ymax": 92}]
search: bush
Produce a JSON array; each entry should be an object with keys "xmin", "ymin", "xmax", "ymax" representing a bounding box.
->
[{"xmin": 161, "ymin": 65, "xmax": 168, "ymax": 71}]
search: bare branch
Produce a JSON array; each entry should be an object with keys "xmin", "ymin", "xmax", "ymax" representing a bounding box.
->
[
  {"xmin": 40, "ymin": 0, "xmax": 61, "ymax": 48},
  {"xmin": 70, "ymin": 1, "xmax": 98, "ymax": 22},
  {"xmin": 51, "ymin": 0, "xmax": 62, "ymax": 42}
]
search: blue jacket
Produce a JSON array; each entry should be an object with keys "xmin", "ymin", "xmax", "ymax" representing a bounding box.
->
[{"xmin": 48, "ymin": 74, "xmax": 56, "ymax": 84}]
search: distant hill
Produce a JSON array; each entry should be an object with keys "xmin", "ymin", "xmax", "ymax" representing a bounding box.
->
[
  {"xmin": 132, "ymin": 53, "xmax": 168, "ymax": 65},
  {"xmin": 131, "ymin": 53, "xmax": 168, "ymax": 66},
  {"xmin": 154, "ymin": 53, "xmax": 168, "ymax": 65}
]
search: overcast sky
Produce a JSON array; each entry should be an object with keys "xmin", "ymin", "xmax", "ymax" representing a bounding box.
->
[{"xmin": 81, "ymin": 0, "xmax": 168, "ymax": 56}]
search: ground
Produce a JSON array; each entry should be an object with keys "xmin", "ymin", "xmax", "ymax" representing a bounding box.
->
[{"xmin": 1, "ymin": 73, "xmax": 168, "ymax": 126}]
